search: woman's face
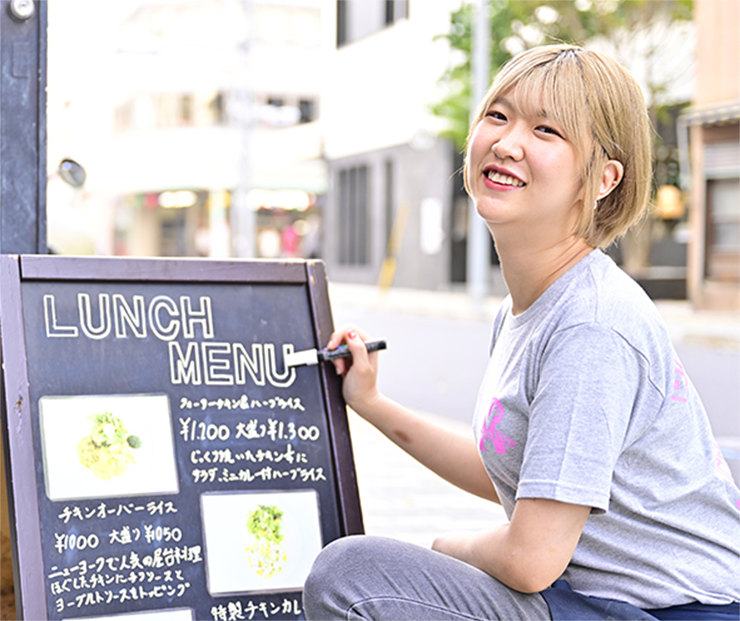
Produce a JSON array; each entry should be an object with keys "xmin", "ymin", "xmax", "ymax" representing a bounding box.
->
[{"xmin": 467, "ymin": 87, "xmax": 585, "ymax": 242}]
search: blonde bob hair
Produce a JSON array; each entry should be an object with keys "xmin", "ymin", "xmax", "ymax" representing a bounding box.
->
[{"xmin": 463, "ymin": 44, "xmax": 653, "ymax": 249}]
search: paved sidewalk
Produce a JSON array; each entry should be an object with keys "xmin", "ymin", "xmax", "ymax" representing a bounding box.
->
[
  {"xmin": 348, "ymin": 409, "xmax": 507, "ymax": 546},
  {"xmin": 328, "ymin": 284, "xmax": 510, "ymax": 544},
  {"xmin": 330, "ymin": 283, "xmax": 740, "ymax": 544}
]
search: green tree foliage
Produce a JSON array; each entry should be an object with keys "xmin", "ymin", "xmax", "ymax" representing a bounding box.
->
[{"xmin": 432, "ymin": 0, "xmax": 693, "ymax": 150}]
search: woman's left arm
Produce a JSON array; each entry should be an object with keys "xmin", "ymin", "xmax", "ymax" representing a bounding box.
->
[{"xmin": 432, "ymin": 498, "xmax": 590, "ymax": 593}]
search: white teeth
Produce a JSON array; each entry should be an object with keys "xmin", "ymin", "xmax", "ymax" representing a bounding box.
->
[{"xmin": 486, "ymin": 170, "xmax": 524, "ymax": 187}]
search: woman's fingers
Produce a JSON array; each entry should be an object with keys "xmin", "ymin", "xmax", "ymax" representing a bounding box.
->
[
  {"xmin": 327, "ymin": 324, "xmax": 373, "ymax": 376},
  {"xmin": 345, "ymin": 328, "xmax": 367, "ymax": 360}
]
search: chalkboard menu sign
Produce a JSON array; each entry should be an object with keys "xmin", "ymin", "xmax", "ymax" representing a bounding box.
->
[{"xmin": 0, "ymin": 255, "xmax": 363, "ymax": 621}]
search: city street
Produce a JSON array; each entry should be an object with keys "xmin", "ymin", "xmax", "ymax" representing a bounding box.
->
[
  {"xmin": 328, "ymin": 283, "xmax": 740, "ymax": 483},
  {"xmin": 332, "ymin": 305, "xmax": 491, "ymax": 423}
]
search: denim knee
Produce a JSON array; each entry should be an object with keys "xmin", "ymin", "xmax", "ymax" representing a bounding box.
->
[{"xmin": 304, "ymin": 536, "xmax": 367, "ymax": 619}]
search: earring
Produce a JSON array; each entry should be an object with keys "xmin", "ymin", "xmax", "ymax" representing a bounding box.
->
[{"xmin": 593, "ymin": 200, "xmax": 599, "ymax": 211}]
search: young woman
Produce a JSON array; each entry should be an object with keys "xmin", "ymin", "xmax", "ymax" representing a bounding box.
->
[{"xmin": 303, "ymin": 45, "xmax": 740, "ymax": 621}]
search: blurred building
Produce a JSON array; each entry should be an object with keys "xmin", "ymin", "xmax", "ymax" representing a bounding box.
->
[
  {"xmin": 47, "ymin": 0, "xmax": 328, "ymax": 260},
  {"xmin": 320, "ymin": 1, "xmax": 700, "ymax": 295},
  {"xmin": 680, "ymin": 0, "xmax": 740, "ymax": 311},
  {"xmin": 570, "ymin": 10, "xmax": 696, "ymax": 301},
  {"xmin": 320, "ymin": 0, "xmax": 463, "ymax": 290}
]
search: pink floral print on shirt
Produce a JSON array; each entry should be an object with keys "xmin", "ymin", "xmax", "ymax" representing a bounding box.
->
[{"xmin": 479, "ymin": 397, "xmax": 516, "ymax": 454}]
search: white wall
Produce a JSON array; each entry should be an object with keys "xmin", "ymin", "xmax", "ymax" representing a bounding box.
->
[{"xmin": 322, "ymin": 0, "xmax": 462, "ymax": 160}]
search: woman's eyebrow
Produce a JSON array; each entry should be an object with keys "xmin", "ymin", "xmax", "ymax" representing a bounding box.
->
[
  {"xmin": 528, "ymin": 102, "xmax": 552, "ymax": 119},
  {"xmin": 492, "ymin": 97, "xmax": 512, "ymax": 109}
]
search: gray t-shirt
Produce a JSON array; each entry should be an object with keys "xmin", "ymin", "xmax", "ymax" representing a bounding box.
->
[{"xmin": 473, "ymin": 249, "xmax": 740, "ymax": 608}]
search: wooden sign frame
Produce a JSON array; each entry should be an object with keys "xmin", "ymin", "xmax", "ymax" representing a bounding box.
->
[{"xmin": 0, "ymin": 254, "xmax": 363, "ymax": 620}]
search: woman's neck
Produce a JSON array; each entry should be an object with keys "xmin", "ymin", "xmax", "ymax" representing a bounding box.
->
[{"xmin": 495, "ymin": 233, "xmax": 594, "ymax": 316}]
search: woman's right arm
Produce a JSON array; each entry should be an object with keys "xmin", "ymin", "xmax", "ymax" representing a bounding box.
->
[{"xmin": 328, "ymin": 326, "xmax": 500, "ymax": 504}]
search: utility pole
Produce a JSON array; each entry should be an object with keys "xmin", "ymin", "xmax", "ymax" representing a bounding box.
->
[
  {"xmin": 0, "ymin": 0, "xmax": 47, "ymax": 254},
  {"xmin": 231, "ymin": 0, "xmax": 255, "ymax": 258},
  {"xmin": 466, "ymin": 0, "xmax": 490, "ymax": 307}
]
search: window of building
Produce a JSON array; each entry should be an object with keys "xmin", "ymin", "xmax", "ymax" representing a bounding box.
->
[
  {"xmin": 115, "ymin": 101, "xmax": 133, "ymax": 133},
  {"xmin": 336, "ymin": 0, "xmax": 348, "ymax": 47},
  {"xmin": 120, "ymin": 92, "xmax": 226, "ymax": 130},
  {"xmin": 337, "ymin": 165, "xmax": 370, "ymax": 265},
  {"xmin": 159, "ymin": 208, "xmax": 188, "ymax": 256},
  {"xmin": 337, "ymin": 0, "xmax": 408, "ymax": 47},
  {"xmin": 706, "ymin": 177, "xmax": 740, "ymax": 282},
  {"xmin": 179, "ymin": 94, "xmax": 193, "ymax": 124},
  {"xmin": 385, "ymin": 0, "xmax": 408, "ymax": 25},
  {"xmin": 209, "ymin": 92, "xmax": 224, "ymax": 124},
  {"xmin": 299, "ymin": 99, "xmax": 315, "ymax": 124},
  {"xmin": 384, "ymin": 159, "xmax": 394, "ymax": 249},
  {"xmin": 154, "ymin": 93, "xmax": 195, "ymax": 127},
  {"xmin": 259, "ymin": 96, "xmax": 302, "ymax": 126}
]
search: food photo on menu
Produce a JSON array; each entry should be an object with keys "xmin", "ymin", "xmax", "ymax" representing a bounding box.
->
[
  {"xmin": 200, "ymin": 489, "xmax": 323, "ymax": 596},
  {"xmin": 39, "ymin": 393, "xmax": 180, "ymax": 501}
]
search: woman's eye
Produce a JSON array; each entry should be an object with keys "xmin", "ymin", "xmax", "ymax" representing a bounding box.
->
[
  {"xmin": 537, "ymin": 125, "xmax": 562, "ymax": 137},
  {"xmin": 486, "ymin": 110, "xmax": 506, "ymax": 121}
]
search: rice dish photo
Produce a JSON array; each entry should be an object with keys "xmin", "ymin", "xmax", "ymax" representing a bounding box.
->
[{"xmin": 76, "ymin": 411, "xmax": 142, "ymax": 481}]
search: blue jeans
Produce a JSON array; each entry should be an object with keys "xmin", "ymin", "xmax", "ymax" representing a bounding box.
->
[{"xmin": 303, "ymin": 535, "xmax": 551, "ymax": 620}]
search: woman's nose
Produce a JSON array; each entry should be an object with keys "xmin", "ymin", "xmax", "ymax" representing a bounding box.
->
[{"xmin": 492, "ymin": 128, "xmax": 524, "ymax": 161}]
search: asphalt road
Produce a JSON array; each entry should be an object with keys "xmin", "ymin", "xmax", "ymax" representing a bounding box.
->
[{"xmin": 331, "ymin": 305, "xmax": 490, "ymax": 422}]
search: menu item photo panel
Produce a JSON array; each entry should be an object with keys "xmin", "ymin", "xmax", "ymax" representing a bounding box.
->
[
  {"xmin": 39, "ymin": 393, "xmax": 179, "ymax": 501},
  {"xmin": 67, "ymin": 608, "xmax": 194, "ymax": 621},
  {"xmin": 201, "ymin": 489, "xmax": 323, "ymax": 596}
]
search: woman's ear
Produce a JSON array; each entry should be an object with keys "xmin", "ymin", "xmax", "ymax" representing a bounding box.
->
[{"xmin": 597, "ymin": 160, "xmax": 624, "ymax": 201}]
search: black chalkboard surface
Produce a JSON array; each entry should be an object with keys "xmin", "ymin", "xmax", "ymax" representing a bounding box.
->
[{"xmin": 0, "ymin": 255, "xmax": 363, "ymax": 621}]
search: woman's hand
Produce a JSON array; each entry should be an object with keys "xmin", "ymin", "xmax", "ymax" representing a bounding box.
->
[{"xmin": 325, "ymin": 325, "xmax": 382, "ymax": 414}]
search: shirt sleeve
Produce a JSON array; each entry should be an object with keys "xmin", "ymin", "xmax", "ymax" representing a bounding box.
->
[{"xmin": 516, "ymin": 323, "xmax": 648, "ymax": 513}]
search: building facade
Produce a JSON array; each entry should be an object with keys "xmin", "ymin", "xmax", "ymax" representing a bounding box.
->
[
  {"xmin": 682, "ymin": 0, "xmax": 740, "ymax": 310},
  {"xmin": 320, "ymin": 0, "xmax": 464, "ymax": 290},
  {"xmin": 47, "ymin": 0, "xmax": 328, "ymax": 261}
]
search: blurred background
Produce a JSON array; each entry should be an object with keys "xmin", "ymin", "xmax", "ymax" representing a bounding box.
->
[{"xmin": 46, "ymin": 0, "xmax": 739, "ymax": 311}]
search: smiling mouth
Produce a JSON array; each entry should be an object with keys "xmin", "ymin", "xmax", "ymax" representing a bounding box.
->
[{"xmin": 486, "ymin": 170, "xmax": 525, "ymax": 187}]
